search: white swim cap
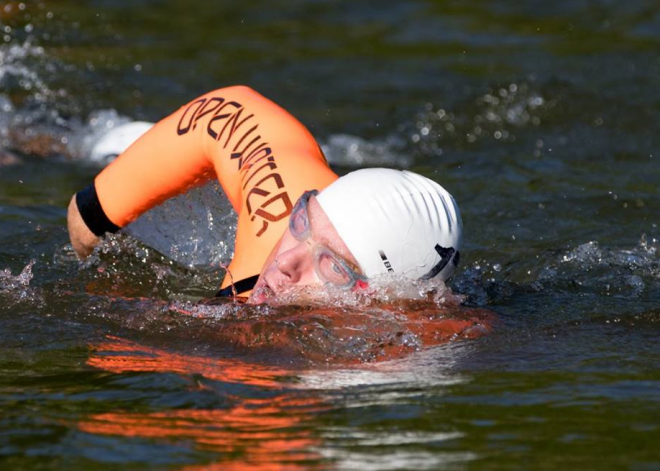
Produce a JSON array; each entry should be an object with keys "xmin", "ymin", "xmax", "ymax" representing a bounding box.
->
[{"xmin": 316, "ymin": 168, "xmax": 462, "ymax": 282}]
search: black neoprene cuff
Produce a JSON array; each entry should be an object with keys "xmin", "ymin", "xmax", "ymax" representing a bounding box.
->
[{"xmin": 75, "ymin": 183, "xmax": 121, "ymax": 237}]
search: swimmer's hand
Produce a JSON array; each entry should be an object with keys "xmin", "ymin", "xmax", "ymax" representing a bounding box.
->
[{"xmin": 67, "ymin": 195, "xmax": 100, "ymax": 259}]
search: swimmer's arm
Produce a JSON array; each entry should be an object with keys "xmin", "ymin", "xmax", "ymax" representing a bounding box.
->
[
  {"xmin": 68, "ymin": 91, "xmax": 223, "ymax": 259},
  {"xmin": 67, "ymin": 194, "xmax": 99, "ymax": 258}
]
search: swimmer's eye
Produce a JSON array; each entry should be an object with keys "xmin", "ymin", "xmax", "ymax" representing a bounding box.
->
[{"xmin": 316, "ymin": 251, "xmax": 352, "ymax": 286}]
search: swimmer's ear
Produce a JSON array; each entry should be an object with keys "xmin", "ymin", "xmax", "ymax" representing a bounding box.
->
[{"xmin": 353, "ymin": 279, "xmax": 369, "ymax": 291}]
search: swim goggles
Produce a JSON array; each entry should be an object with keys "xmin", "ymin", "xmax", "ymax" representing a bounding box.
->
[{"xmin": 289, "ymin": 190, "xmax": 368, "ymax": 290}]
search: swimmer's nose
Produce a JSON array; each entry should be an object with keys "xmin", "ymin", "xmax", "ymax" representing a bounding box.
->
[{"xmin": 274, "ymin": 244, "xmax": 312, "ymax": 283}]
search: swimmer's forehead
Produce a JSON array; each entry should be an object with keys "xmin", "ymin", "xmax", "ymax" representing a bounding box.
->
[{"xmin": 306, "ymin": 195, "xmax": 361, "ymax": 269}]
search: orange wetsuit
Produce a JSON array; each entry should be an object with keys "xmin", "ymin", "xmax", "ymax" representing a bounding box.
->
[{"xmin": 75, "ymin": 86, "xmax": 338, "ymax": 295}]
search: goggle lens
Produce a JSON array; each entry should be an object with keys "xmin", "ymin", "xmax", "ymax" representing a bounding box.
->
[
  {"xmin": 288, "ymin": 190, "xmax": 366, "ymax": 289},
  {"xmin": 314, "ymin": 248, "xmax": 355, "ymax": 287}
]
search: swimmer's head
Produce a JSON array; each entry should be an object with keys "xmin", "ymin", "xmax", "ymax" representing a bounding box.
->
[
  {"xmin": 317, "ymin": 168, "xmax": 462, "ymax": 281},
  {"xmin": 248, "ymin": 168, "xmax": 462, "ymax": 304}
]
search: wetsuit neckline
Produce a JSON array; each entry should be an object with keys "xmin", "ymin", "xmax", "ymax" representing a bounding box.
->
[{"xmin": 215, "ymin": 275, "xmax": 259, "ymax": 297}]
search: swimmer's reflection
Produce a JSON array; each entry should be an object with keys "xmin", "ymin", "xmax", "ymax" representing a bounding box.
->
[
  {"xmin": 80, "ymin": 337, "xmax": 326, "ymax": 470},
  {"xmin": 79, "ymin": 302, "xmax": 491, "ymax": 468},
  {"xmin": 76, "ymin": 282, "xmax": 493, "ymax": 468}
]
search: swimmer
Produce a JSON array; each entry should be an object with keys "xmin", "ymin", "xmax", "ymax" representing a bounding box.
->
[{"xmin": 67, "ymin": 86, "xmax": 462, "ymax": 304}]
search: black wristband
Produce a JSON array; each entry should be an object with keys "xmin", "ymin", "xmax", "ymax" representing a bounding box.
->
[{"xmin": 75, "ymin": 183, "xmax": 121, "ymax": 237}]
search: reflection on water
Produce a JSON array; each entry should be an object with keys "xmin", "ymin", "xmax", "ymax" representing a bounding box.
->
[
  {"xmin": 83, "ymin": 337, "xmax": 323, "ymax": 470},
  {"xmin": 82, "ymin": 336, "xmax": 473, "ymax": 470},
  {"xmin": 87, "ymin": 336, "xmax": 287, "ymax": 387}
]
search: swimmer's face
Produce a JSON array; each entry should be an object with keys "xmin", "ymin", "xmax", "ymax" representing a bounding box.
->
[{"xmin": 248, "ymin": 192, "xmax": 363, "ymax": 304}]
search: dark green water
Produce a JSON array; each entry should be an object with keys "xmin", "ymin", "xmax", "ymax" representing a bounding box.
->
[{"xmin": 1, "ymin": 1, "xmax": 660, "ymax": 469}]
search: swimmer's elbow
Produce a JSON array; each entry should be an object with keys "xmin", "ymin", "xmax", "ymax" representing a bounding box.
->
[
  {"xmin": 67, "ymin": 194, "xmax": 99, "ymax": 259},
  {"xmin": 208, "ymin": 85, "xmax": 263, "ymax": 101},
  {"xmin": 223, "ymin": 84, "xmax": 256, "ymax": 94}
]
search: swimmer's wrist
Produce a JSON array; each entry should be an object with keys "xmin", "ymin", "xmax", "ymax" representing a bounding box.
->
[
  {"xmin": 75, "ymin": 183, "xmax": 121, "ymax": 237},
  {"xmin": 67, "ymin": 194, "xmax": 100, "ymax": 259}
]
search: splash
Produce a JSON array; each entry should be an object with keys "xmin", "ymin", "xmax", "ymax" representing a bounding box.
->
[
  {"xmin": 0, "ymin": 38, "xmax": 54, "ymax": 101},
  {"xmin": 68, "ymin": 231, "xmax": 223, "ymax": 300},
  {"xmin": 68, "ymin": 266, "xmax": 494, "ymax": 366},
  {"xmin": 409, "ymin": 81, "xmax": 554, "ymax": 155},
  {"xmin": 123, "ymin": 182, "xmax": 237, "ymax": 268},
  {"xmin": 0, "ymin": 12, "xmax": 122, "ymax": 161},
  {"xmin": 0, "ymin": 259, "xmax": 35, "ymax": 289},
  {"xmin": 0, "ymin": 33, "xmax": 75, "ymax": 159},
  {"xmin": 561, "ymin": 236, "xmax": 659, "ymax": 271},
  {"xmin": 0, "ymin": 259, "xmax": 42, "ymax": 307},
  {"xmin": 321, "ymin": 134, "xmax": 412, "ymax": 168},
  {"xmin": 453, "ymin": 234, "xmax": 660, "ymax": 306},
  {"xmin": 147, "ymin": 276, "xmax": 494, "ymax": 365},
  {"xmin": 551, "ymin": 235, "xmax": 659, "ymax": 297},
  {"xmin": 263, "ymin": 273, "xmax": 464, "ymax": 309}
]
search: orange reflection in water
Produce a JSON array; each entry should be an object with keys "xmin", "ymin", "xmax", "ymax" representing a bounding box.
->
[
  {"xmin": 86, "ymin": 336, "xmax": 288, "ymax": 387},
  {"xmin": 81, "ymin": 337, "xmax": 326, "ymax": 470},
  {"xmin": 79, "ymin": 303, "xmax": 494, "ymax": 469}
]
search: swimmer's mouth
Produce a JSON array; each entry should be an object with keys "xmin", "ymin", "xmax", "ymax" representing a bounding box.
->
[{"xmin": 248, "ymin": 279, "xmax": 276, "ymax": 304}]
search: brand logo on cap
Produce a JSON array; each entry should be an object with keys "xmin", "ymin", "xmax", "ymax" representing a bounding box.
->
[{"xmin": 379, "ymin": 250, "xmax": 395, "ymax": 273}]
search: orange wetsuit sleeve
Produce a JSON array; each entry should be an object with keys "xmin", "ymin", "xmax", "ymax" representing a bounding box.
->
[
  {"xmin": 192, "ymin": 86, "xmax": 338, "ymax": 287},
  {"xmin": 83, "ymin": 85, "xmax": 338, "ymax": 290},
  {"xmin": 94, "ymin": 103, "xmax": 216, "ymax": 228}
]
